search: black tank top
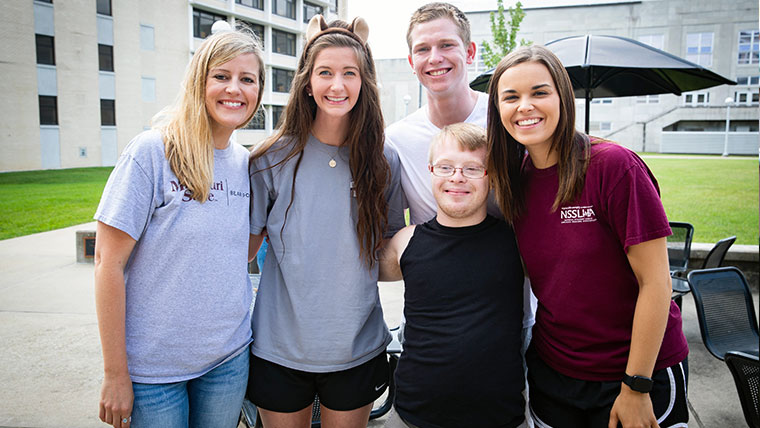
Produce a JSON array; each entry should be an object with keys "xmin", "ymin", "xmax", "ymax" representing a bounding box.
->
[{"xmin": 395, "ymin": 215, "xmax": 526, "ymax": 428}]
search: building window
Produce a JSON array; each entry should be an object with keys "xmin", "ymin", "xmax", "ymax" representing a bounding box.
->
[
  {"xmin": 240, "ymin": 21, "xmax": 265, "ymax": 47},
  {"xmin": 686, "ymin": 32, "xmax": 713, "ymax": 67},
  {"xmin": 637, "ymin": 34, "xmax": 664, "ymax": 50},
  {"xmin": 273, "ymin": 0, "xmax": 295, "ymax": 19},
  {"xmin": 142, "ymin": 77, "xmax": 156, "ymax": 102},
  {"xmin": 272, "ymin": 68, "xmax": 294, "ymax": 93},
  {"xmin": 303, "ymin": 2, "xmax": 324, "ymax": 23},
  {"xmin": 140, "ymin": 24, "xmax": 154, "ymax": 51},
  {"xmin": 329, "ymin": 0, "xmax": 338, "ymax": 14},
  {"xmin": 37, "ymin": 0, "xmax": 53, "ymax": 3},
  {"xmin": 98, "ymin": 44, "xmax": 114, "ymax": 71},
  {"xmin": 589, "ymin": 121, "xmax": 612, "ymax": 132},
  {"xmin": 636, "ymin": 95, "xmax": 660, "ymax": 104},
  {"xmin": 736, "ymin": 75, "xmax": 760, "ymax": 86},
  {"xmin": 35, "ymin": 34, "xmax": 55, "ymax": 65},
  {"xmin": 272, "ymin": 105, "xmax": 285, "ymax": 128},
  {"xmin": 738, "ymin": 30, "xmax": 759, "ymax": 65},
  {"xmin": 236, "ymin": 0, "xmax": 264, "ymax": 10},
  {"xmin": 591, "ymin": 98, "xmax": 613, "ymax": 104},
  {"xmin": 245, "ymin": 107, "xmax": 266, "ymax": 129},
  {"xmin": 193, "ymin": 9, "xmax": 227, "ymax": 39},
  {"xmin": 734, "ymin": 90, "xmax": 759, "ymax": 105},
  {"xmin": 39, "ymin": 96, "xmax": 57, "ymax": 125},
  {"xmin": 101, "ymin": 99, "xmax": 116, "ymax": 126},
  {"xmin": 272, "ymin": 29, "xmax": 296, "ymax": 56},
  {"xmin": 683, "ymin": 91, "xmax": 710, "ymax": 106},
  {"xmin": 96, "ymin": 0, "xmax": 111, "ymax": 16}
]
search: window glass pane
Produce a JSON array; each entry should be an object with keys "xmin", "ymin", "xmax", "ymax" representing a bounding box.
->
[
  {"xmin": 39, "ymin": 96, "xmax": 57, "ymax": 125},
  {"xmin": 35, "ymin": 35, "xmax": 55, "ymax": 65},
  {"xmin": 98, "ymin": 44, "xmax": 113, "ymax": 71},
  {"xmin": 273, "ymin": 0, "xmax": 295, "ymax": 19},
  {"xmin": 101, "ymin": 99, "xmax": 116, "ymax": 126},
  {"xmin": 303, "ymin": 2, "xmax": 324, "ymax": 23},
  {"xmin": 738, "ymin": 30, "xmax": 760, "ymax": 65},
  {"xmin": 142, "ymin": 77, "xmax": 156, "ymax": 102},
  {"xmin": 193, "ymin": 9, "xmax": 226, "ymax": 39},
  {"xmin": 140, "ymin": 25, "xmax": 154, "ymax": 51},
  {"xmin": 272, "ymin": 105, "xmax": 284, "ymax": 128},
  {"xmin": 240, "ymin": 21, "xmax": 265, "ymax": 48},
  {"xmin": 96, "ymin": 0, "xmax": 111, "ymax": 16},
  {"xmin": 272, "ymin": 29, "xmax": 296, "ymax": 56},
  {"xmin": 272, "ymin": 68, "xmax": 294, "ymax": 93},
  {"xmin": 245, "ymin": 107, "xmax": 266, "ymax": 129},
  {"xmin": 236, "ymin": 0, "xmax": 264, "ymax": 10}
]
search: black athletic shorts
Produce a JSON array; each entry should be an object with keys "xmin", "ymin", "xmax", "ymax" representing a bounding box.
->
[
  {"xmin": 247, "ymin": 352, "xmax": 389, "ymax": 413},
  {"xmin": 526, "ymin": 345, "xmax": 688, "ymax": 428}
]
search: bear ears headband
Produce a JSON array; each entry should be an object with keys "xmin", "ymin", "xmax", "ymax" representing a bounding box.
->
[{"xmin": 303, "ymin": 14, "xmax": 370, "ymax": 53}]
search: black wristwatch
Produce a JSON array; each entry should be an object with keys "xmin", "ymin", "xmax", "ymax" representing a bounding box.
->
[{"xmin": 622, "ymin": 373, "xmax": 653, "ymax": 393}]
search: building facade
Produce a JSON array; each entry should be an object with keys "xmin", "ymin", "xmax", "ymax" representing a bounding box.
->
[
  {"xmin": 378, "ymin": 0, "xmax": 759, "ymax": 154},
  {"xmin": 1, "ymin": 0, "xmax": 345, "ymax": 172}
]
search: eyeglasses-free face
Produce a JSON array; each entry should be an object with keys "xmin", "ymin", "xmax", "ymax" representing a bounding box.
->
[{"xmin": 428, "ymin": 164, "xmax": 488, "ymax": 179}]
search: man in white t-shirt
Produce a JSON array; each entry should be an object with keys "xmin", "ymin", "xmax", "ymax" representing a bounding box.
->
[{"xmin": 384, "ymin": 5, "xmax": 536, "ymax": 425}]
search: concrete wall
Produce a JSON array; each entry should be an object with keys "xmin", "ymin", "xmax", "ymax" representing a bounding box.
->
[{"xmin": 0, "ymin": 2, "xmax": 41, "ymax": 171}]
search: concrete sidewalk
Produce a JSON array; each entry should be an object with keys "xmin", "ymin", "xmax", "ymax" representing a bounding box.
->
[{"xmin": 0, "ymin": 223, "xmax": 753, "ymax": 427}]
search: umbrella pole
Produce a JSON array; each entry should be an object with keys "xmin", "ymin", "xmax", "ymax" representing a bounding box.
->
[{"xmin": 585, "ymin": 91, "xmax": 591, "ymax": 134}]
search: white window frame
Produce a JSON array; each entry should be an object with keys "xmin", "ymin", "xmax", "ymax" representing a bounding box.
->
[
  {"xmin": 738, "ymin": 30, "xmax": 760, "ymax": 65},
  {"xmin": 683, "ymin": 91, "xmax": 710, "ymax": 106},
  {"xmin": 686, "ymin": 32, "xmax": 713, "ymax": 67}
]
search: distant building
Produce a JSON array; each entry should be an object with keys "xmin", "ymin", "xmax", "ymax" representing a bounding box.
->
[
  {"xmin": 1, "ymin": 0, "xmax": 345, "ymax": 172},
  {"xmin": 378, "ymin": 0, "xmax": 759, "ymax": 154}
]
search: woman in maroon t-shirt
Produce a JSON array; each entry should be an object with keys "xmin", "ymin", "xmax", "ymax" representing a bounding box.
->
[{"xmin": 485, "ymin": 45, "xmax": 689, "ymax": 428}]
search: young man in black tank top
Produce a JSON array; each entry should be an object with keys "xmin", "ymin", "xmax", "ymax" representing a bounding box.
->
[{"xmin": 380, "ymin": 123, "xmax": 527, "ymax": 428}]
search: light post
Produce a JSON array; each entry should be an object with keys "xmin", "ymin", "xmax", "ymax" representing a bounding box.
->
[
  {"xmin": 722, "ymin": 96, "xmax": 733, "ymax": 157},
  {"xmin": 403, "ymin": 94, "xmax": 411, "ymax": 117}
]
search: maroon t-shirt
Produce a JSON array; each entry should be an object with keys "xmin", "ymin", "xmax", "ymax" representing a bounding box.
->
[{"xmin": 514, "ymin": 142, "xmax": 688, "ymax": 381}]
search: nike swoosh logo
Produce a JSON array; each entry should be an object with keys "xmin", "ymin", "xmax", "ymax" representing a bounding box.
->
[{"xmin": 374, "ymin": 383, "xmax": 387, "ymax": 391}]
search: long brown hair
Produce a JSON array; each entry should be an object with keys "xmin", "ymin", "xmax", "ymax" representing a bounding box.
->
[
  {"xmin": 252, "ymin": 18, "xmax": 388, "ymax": 267},
  {"xmin": 153, "ymin": 26, "xmax": 265, "ymax": 202},
  {"xmin": 486, "ymin": 45, "xmax": 589, "ymax": 223}
]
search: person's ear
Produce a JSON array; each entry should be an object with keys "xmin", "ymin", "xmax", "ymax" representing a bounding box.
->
[{"xmin": 466, "ymin": 41, "xmax": 476, "ymax": 65}]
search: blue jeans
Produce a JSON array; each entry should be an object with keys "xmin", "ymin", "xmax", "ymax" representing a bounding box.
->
[{"xmin": 131, "ymin": 350, "xmax": 249, "ymax": 428}]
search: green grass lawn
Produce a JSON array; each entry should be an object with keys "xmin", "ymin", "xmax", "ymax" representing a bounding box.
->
[
  {"xmin": 643, "ymin": 156, "xmax": 758, "ymax": 245},
  {"xmin": 0, "ymin": 167, "xmax": 113, "ymax": 240},
  {"xmin": 0, "ymin": 157, "xmax": 757, "ymax": 245}
]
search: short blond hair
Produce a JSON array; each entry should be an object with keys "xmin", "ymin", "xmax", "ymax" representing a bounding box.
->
[
  {"xmin": 429, "ymin": 122, "xmax": 486, "ymax": 163},
  {"xmin": 406, "ymin": 2, "xmax": 471, "ymax": 52}
]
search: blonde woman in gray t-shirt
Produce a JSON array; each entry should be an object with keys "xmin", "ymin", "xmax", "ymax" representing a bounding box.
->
[{"xmin": 94, "ymin": 26, "xmax": 264, "ymax": 428}]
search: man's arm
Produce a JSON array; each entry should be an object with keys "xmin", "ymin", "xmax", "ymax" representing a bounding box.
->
[{"xmin": 379, "ymin": 225, "xmax": 416, "ymax": 281}]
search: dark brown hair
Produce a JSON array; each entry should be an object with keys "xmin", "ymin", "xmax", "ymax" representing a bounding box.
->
[
  {"xmin": 486, "ymin": 45, "xmax": 589, "ymax": 223},
  {"xmin": 252, "ymin": 19, "xmax": 388, "ymax": 267}
]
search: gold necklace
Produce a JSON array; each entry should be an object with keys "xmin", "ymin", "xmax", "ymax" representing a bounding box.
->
[{"xmin": 328, "ymin": 145, "xmax": 341, "ymax": 168}]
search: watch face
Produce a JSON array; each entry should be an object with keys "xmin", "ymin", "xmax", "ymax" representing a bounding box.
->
[{"xmin": 626, "ymin": 375, "xmax": 653, "ymax": 393}]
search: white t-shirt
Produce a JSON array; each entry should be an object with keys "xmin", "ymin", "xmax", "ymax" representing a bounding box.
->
[{"xmin": 386, "ymin": 92, "xmax": 537, "ymax": 329}]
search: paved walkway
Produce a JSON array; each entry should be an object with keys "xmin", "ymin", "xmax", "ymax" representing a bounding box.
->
[{"xmin": 0, "ymin": 223, "xmax": 753, "ymax": 427}]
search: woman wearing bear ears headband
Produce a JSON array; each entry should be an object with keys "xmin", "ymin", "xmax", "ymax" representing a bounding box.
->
[{"xmin": 247, "ymin": 15, "xmax": 405, "ymax": 428}]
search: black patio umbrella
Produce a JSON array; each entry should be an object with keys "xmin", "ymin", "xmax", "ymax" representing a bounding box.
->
[{"xmin": 469, "ymin": 34, "xmax": 736, "ymax": 133}]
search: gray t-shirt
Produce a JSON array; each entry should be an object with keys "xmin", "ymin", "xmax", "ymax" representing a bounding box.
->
[
  {"xmin": 249, "ymin": 134, "xmax": 404, "ymax": 372},
  {"xmin": 95, "ymin": 130, "xmax": 252, "ymax": 383}
]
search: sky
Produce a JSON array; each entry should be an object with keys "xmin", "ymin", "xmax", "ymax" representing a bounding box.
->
[{"xmin": 348, "ymin": 0, "xmax": 630, "ymax": 59}]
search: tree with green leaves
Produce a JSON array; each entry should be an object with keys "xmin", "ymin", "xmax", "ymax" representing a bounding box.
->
[{"xmin": 481, "ymin": 0, "xmax": 531, "ymax": 69}]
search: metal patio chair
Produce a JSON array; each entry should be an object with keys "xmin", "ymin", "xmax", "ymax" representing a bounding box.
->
[
  {"xmin": 667, "ymin": 221, "xmax": 694, "ymax": 277},
  {"xmin": 671, "ymin": 235, "xmax": 736, "ymax": 308},
  {"xmin": 725, "ymin": 351, "xmax": 760, "ymax": 428},
  {"xmin": 700, "ymin": 235, "xmax": 737, "ymax": 269},
  {"xmin": 686, "ymin": 267, "xmax": 759, "ymax": 360}
]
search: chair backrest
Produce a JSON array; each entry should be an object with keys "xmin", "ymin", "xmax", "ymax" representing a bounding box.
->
[
  {"xmin": 686, "ymin": 267, "xmax": 760, "ymax": 360},
  {"xmin": 701, "ymin": 235, "xmax": 737, "ymax": 269},
  {"xmin": 667, "ymin": 222, "xmax": 694, "ymax": 274},
  {"xmin": 725, "ymin": 351, "xmax": 760, "ymax": 428}
]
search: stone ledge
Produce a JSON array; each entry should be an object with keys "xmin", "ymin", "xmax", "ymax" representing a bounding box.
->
[{"xmin": 690, "ymin": 243, "xmax": 758, "ymax": 262}]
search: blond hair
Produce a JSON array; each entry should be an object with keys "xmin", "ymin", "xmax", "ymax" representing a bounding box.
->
[
  {"xmin": 429, "ymin": 122, "xmax": 486, "ymax": 163},
  {"xmin": 406, "ymin": 2, "xmax": 471, "ymax": 52},
  {"xmin": 152, "ymin": 25, "xmax": 264, "ymax": 202}
]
